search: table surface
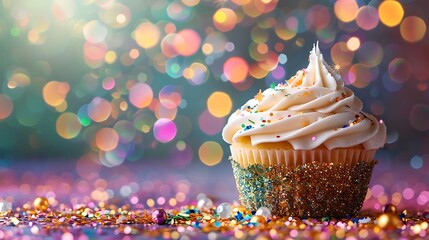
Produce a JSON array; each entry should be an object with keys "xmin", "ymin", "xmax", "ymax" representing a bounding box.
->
[{"xmin": 0, "ymin": 158, "xmax": 428, "ymax": 239}]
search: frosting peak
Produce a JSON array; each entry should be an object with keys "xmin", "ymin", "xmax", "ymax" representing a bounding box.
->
[
  {"xmin": 222, "ymin": 43, "xmax": 387, "ymax": 150},
  {"xmin": 288, "ymin": 42, "xmax": 343, "ymax": 90}
]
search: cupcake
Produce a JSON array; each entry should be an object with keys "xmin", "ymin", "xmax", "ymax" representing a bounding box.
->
[{"xmin": 222, "ymin": 43, "xmax": 386, "ymax": 218}]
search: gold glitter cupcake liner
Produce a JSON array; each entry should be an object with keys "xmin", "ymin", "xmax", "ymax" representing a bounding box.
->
[
  {"xmin": 230, "ymin": 158, "xmax": 376, "ymax": 218},
  {"xmin": 230, "ymin": 146, "xmax": 376, "ymax": 168}
]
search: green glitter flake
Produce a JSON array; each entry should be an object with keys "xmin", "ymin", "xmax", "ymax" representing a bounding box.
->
[{"xmin": 230, "ymin": 159, "xmax": 376, "ymax": 218}]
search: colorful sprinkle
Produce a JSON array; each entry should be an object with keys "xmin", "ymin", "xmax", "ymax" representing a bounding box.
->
[{"xmin": 254, "ymin": 89, "xmax": 265, "ymax": 102}]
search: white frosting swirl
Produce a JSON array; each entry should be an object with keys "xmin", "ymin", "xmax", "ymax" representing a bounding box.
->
[{"xmin": 222, "ymin": 43, "xmax": 386, "ymax": 150}]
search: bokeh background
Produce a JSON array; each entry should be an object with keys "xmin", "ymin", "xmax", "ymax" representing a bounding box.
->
[{"xmin": 0, "ymin": 0, "xmax": 429, "ymax": 209}]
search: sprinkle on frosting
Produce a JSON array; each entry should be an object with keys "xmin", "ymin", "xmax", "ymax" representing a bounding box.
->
[
  {"xmin": 254, "ymin": 89, "xmax": 264, "ymax": 102},
  {"xmin": 222, "ymin": 42, "xmax": 387, "ymax": 150}
]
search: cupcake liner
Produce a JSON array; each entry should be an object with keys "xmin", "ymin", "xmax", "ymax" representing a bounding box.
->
[
  {"xmin": 230, "ymin": 145, "xmax": 376, "ymax": 168},
  {"xmin": 230, "ymin": 158, "xmax": 376, "ymax": 218}
]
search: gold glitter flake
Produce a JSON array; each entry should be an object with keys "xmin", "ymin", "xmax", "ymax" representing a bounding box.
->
[{"xmin": 230, "ymin": 159, "xmax": 376, "ymax": 218}]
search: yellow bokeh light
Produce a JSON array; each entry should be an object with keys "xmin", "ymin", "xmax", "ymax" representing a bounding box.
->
[
  {"xmin": 379, "ymin": 1, "xmax": 404, "ymax": 27},
  {"xmin": 183, "ymin": 68, "xmax": 194, "ymax": 79},
  {"xmin": 134, "ymin": 22, "xmax": 160, "ymax": 49},
  {"xmin": 202, "ymin": 43, "xmax": 213, "ymax": 55},
  {"xmin": 274, "ymin": 17, "xmax": 298, "ymax": 41},
  {"xmin": 334, "ymin": 0, "xmax": 359, "ymax": 23},
  {"xmin": 400, "ymin": 16, "xmax": 427, "ymax": 43},
  {"xmin": 96, "ymin": 128, "xmax": 119, "ymax": 151},
  {"xmin": 347, "ymin": 37, "xmax": 361, "ymax": 51},
  {"xmin": 207, "ymin": 91, "xmax": 232, "ymax": 118},
  {"xmin": 42, "ymin": 81, "xmax": 70, "ymax": 107},
  {"xmin": 116, "ymin": 14, "xmax": 126, "ymax": 24},
  {"xmin": 249, "ymin": 63, "xmax": 269, "ymax": 79},
  {"xmin": 232, "ymin": 0, "xmax": 251, "ymax": 5},
  {"xmin": 214, "ymin": 10, "xmax": 227, "ymax": 23},
  {"xmin": 146, "ymin": 198, "xmax": 155, "ymax": 207},
  {"xmin": 198, "ymin": 141, "xmax": 223, "ymax": 166},
  {"xmin": 56, "ymin": 112, "xmax": 81, "ymax": 139},
  {"xmin": 181, "ymin": 0, "xmax": 200, "ymax": 7},
  {"xmin": 213, "ymin": 8, "xmax": 237, "ymax": 32},
  {"xmin": 119, "ymin": 101, "xmax": 128, "ymax": 111},
  {"xmin": 168, "ymin": 198, "xmax": 177, "ymax": 206},
  {"xmin": 105, "ymin": 51, "xmax": 117, "ymax": 64}
]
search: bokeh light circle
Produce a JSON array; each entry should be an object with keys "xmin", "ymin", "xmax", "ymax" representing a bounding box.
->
[
  {"xmin": 84, "ymin": 42, "xmax": 107, "ymax": 68},
  {"xmin": 96, "ymin": 128, "xmax": 119, "ymax": 151},
  {"xmin": 0, "ymin": 94, "xmax": 13, "ymax": 120},
  {"xmin": 378, "ymin": 0, "xmax": 404, "ymax": 27},
  {"xmin": 184, "ymin": 62, "xmax": 209, "ymax": 85},
  {"xmin": 213, "ymin": 8, "xmax": 237, "ymax": 32},
  {"xmin": 83, "ymin": 20, "xmax": 108, "ymax": 43},
  {"xmin": 356, "ymin": 41, "xmax": 383, "ymax": 67},
  {"xmin": 161, "ymin": 34, "xmax": 178, "ymax": 58},
  {"xmin": 306, "ymin": 5, "xmax": 331, "ymax": 30},
  {"xmin": 42, "ymin": 81, "xmax": 70, "ymax": 107},
  {"xmin": 199, "ymin": 110, "xmax": 225, "ymax": 135},
  {"xmin": 400, "ymin": 16, "xmax": 427, "ymax": 43},
  {"xmin": 159, "ymin": 85, "xmax": 182, "ymax": 109},
  {"xmin": 274, "ymin": 17, "xmax": 298, "ymax": 41},
  {"xmin": 331, "ymin": 42, "xmax": 354, "ymax": 67},
  {"xmin": 348, "ymin": 64, "xmax": 372, "ymax": 88},
  {"xmin": 153, "ymin": 118, "xmax": 177, "ymax": 143},
  {"xmin": 155, "ymin": 103, "xmax": 178, "ymax": 120},
  {"xmin": 88, "ymin": 97, "xmax": 112, "ymax": 122},
  {"xmin": 134, "ymin": 22, "xmax": 160, "ymax": 49},
  {"xmin": 129, "ymin": 83, "xmax": 153, "ymax": 109},
  {"xmin": 410, "ymin": 155, "xmax": 423, "ymax": 170},
  {"xmin": 56, "ymin": 112, "xmax": 82, "ymax": 139},
  {"xmin": 334, "ymin": 0, "xmax": 358, "ymax": 23},
  {"xmin": 134, "ymin": 109, "xmax": 156, "ymax": 133},
  {"xmin": 8, "ymin": 71, "xmax": 31, "ymax": 88},
  {"xmin": 167, "ymin": 1, "xmax": 192, "ymax": 21},
  {"xmin": 223, "ymin": 57, "xmax": 249, "ymax": 83},
  {"xmin": 347, "ymin": 37, "xmax": 360, "ymax": 51},
  {"xmin": 198, "ymin": 141, "xmax": 223, "ymax": 166},
  {"xmin": 388, "ymin": 58, "xmax": 411, "ymax": 83},
  {"xmin": 165, "ymin": 57, "xmax": 186, "ymax": 78},
  {"xmin": 173, "ymin": 29, "xmax": 201, "ymax": 56},
  {"xmin": 102, "ymin": 77, "xmax": 115, "ymax": 90},
  {"xmin": 207, "ymin": 91, "xmax": 232, "ymax": 118},
  {"xmin": 356, "ymin": 6, "xmax": 379, "ymax": 30},
  {"xmin": 99, "ymin": 148, "xmax": 126, "ymax": 167},
  {"xmin": 181, "ymin": 0, "xmax": 200, "ymax": 7}
]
